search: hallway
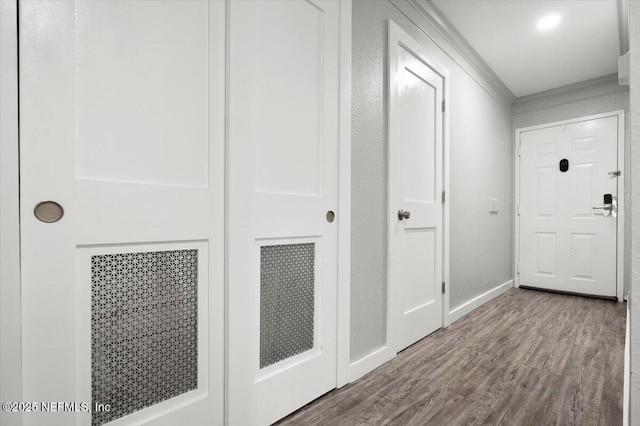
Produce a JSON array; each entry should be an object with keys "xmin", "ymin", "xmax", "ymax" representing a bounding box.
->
[
  {"xmin": 279, "ymin": 289, "xmax": 626, "ymax": 425},
  {"xmin": 2, "ymin": 1, "xmax": 638, "ymax": 425}
]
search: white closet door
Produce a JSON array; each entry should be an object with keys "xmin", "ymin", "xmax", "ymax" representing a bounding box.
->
[
  {"xmin": 19, "ymin": 1, "xmax": 225, "ymax": 425},
  {"xmin": 227, "ymin": 1, "xmax": 340, "ymax": 424}
]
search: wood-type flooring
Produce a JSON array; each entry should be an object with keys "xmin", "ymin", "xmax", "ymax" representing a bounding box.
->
[{"xmin": 278, "ymin": 288, "xmax": 626, "ymax": 425}]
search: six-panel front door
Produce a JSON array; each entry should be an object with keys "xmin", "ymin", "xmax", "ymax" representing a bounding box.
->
[
  {"xmin": 519, "ymin": 116, "xmax": 619, "ymax": 297},
  {"xmin": 19, "ymin": 1, "xmax": 225, "ymax": 425},
  {"xmin": 388, "ymin": 21, "xmax": 445, "ymax": 353},
  {"xmin": 227, "ymin": 1, "xmax": 341, "ymax": 424}
]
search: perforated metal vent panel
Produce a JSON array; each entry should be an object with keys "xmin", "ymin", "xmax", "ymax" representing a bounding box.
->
[
  {"xmin": 91, "ymin": 250, "xmax": 198, "ymax": 426},
  {"xmin": 260, "ymin": 243, "xmax": 315, "ymax": 369}
]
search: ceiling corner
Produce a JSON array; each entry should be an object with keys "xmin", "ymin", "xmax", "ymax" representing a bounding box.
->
[{"xmin": 412, "ymin": 0, "xmax": 516, "ymax": 104}]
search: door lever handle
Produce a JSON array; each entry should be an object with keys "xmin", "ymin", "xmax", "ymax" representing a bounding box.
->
[
  {"xmin": 593, "ymin": 194, "xmax": 617, "ymax": 217},
  {"xmin": 593, "ymin": 202, "xmax": 616, "ymax": 217},
  {"xmin": 593, "ymin": 204, "xmax": 612, "ymax": 217},
  {"xmin": 398, "ymin": 209, "xmax": 411, "ymax": 220}
]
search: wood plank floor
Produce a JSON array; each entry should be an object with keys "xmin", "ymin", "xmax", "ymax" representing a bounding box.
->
[{"xmin": 278, "ymin": 288, "xmax": 626, "ymax": 426}]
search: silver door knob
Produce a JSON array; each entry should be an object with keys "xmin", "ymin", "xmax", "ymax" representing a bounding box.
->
[{"xmin": 397, "ymin": 209, "xmax": 411, "ymax": 220}]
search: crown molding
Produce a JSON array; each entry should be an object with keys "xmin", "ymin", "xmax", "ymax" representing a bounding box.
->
[
  {"xmin": 618, "ymin": 0, "xmax": 630, "ymax": 54},
  {"xmin": 512, "ymin": 74, "xmax": 627, "ymax": 115},
  {"xmin": 410, "ymin": 0, "xmax": 516, "ymax": 104}
]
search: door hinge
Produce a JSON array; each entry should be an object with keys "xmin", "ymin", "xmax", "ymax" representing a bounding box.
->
[
  {"xmin": 442, "ymin": 190, "xmax": 446, "ymax": 203},
  {"xmin": 442, "ymin": 281, "xmax": 446, "ymax": 294},
  {"xmin": 516, "ymin": 264, "xmax": 520, "ymax": 274},
  {"xmin": 608, "ymin": 171, "xmax": 621, "ymax": 177},
  {"xmin": 442, "ymin": 100, "xmax": 445, "ymax": 112},
  {"xmin": 517, "ymin": 205, "xmax": 520, "ymax": 216}
]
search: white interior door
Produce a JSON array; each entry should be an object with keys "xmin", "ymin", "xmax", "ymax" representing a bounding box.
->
[
  {"xmin": 227, "ymin": 1, "xmax": 340, "ymax": 424},
  {"xmin": 519, "ymin": 115, "xmax": 619, "ymax": 297},
  {"xmin": 388, "ymin": 21, "xmax": 445, "ymax": 353},
  {"xmin": 19, "ymin": 1, "xmax": 225, "ymax": 425}
]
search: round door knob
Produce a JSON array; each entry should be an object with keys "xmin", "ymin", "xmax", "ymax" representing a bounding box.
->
[{"xmin": 397, "ymin": 209, "xmax": 410, "ymax": 220}]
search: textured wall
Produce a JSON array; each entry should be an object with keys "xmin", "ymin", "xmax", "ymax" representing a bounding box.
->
[
  {"xmin": 628, "ymin": 0, "xmax": 640, "ymax": 420},
  {"xmin": 512, "ymin": 85, "xmax": 631, "ymax": 296},
  {"xmin": 448, "ymin": 70, "xmax": 514, "ymax": 310},
  {"xmin": 351, "ymin": 0, "xmax": 513, "ymax": 361},
  {"xmin": 351, "ymin": 2, "xmax": 388, "ymax": 359}
]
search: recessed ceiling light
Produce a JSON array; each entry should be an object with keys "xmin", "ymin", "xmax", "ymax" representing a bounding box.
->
[{"xmin": 537, "ymin": 14, "xmax": 561, "ymax": 32}]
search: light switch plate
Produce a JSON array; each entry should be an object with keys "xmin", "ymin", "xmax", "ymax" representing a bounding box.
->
[{"xmin": 489, "ymin": 198, "xmax": 498, "ymax": 214}]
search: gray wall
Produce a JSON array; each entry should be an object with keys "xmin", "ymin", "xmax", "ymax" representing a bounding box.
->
[
  {"xmin": 351, "ymin": 0, "xmax": 513, "ymax": 361},
  {"xmin": 629, "ymin": 0, "xmax": 640, "ymax": 420},
  {"xmin": 512, "ymin": 80, "xmax": 631, "ymax": 297}
]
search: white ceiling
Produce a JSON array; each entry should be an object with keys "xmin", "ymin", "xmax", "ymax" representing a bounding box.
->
[{"xmin": 431, "ymin": 0, "xmax": 620, "ymax": 98}]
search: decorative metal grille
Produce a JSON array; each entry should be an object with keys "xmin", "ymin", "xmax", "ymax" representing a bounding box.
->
[
  {"xmin": 91, "ymin": 250, "xmax": 198, "ymax": 426},
  {"xmin": 260, "ymin": 243, "xmax": 315, "ymax": 369}
]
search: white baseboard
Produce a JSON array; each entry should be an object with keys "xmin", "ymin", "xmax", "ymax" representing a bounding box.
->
[
  {"xmin": 447, "ymin": 279, "xmax": 514, "ymax": 325},
  {"xmin": 349, "ymin": 345, "xmax": 395, "ymax": 383},
  {"xmin": 348, "ymin": 280, "xmax": 514, "ymax": 385},
  {"xmin": 623, "ymin": 302, "xmax": 630, "ymax": 426}
]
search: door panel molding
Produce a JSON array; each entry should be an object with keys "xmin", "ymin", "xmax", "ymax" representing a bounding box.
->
[{"xmin": 514, "ymin": 110, "xmax": 625, "ymax": 302}]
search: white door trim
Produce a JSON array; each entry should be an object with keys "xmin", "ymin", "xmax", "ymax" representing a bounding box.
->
[
  {"xmin": 514, "ymin": 110, "xmax": 626, "ymax": 301},
  {"xmin": 0, "ymin": 2, "xmax": 22, "ymax": 426},
  {"xmin": 387, "ymin": 20, "xmax": 451, "ymax": 352},
  {"xmin": 336, "ymin": 0, "xmax": 352, "ymax": 389},
  {"xmin": 441, "ymin": 51, "xmax": 452, "ymax": 329}
]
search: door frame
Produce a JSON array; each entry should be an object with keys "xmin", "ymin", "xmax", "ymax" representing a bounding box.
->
[
  {"xmin": 336, "ymin": 0, "xmax": 352, "ymax": 388},
  {"xmin": 514, "ymin": 110, "xmax": 626, "ymax": 301},
  {"xmin": 387, "ymin": 20, "xmax": 451, "ymax": 357},
  {"xmin": 0, "ymin": 1, "xmax": 22, "ymax": 426}
]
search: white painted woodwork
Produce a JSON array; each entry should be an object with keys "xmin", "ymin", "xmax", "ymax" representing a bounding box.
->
[
  {"xmin": 0, "ymin": 3, "xmax": 22, "ymax": 426},
  {"xmin": 388, "ymin": 21, "xmax": 444, "ymax": 353},
  {"xmin": 336, "ymin": 0, "xmax": 352, "ymax": 389},
  {"xmin": 227, "ymin": 1, "xmax": 340, "ymax": 424},
  {"xmin": 519, "ymin": 116, "xmax": 618, "ymax": 297},
  {"xmin": 19, "ymin": 1, "xmax": 225, "ymax": 425}
]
